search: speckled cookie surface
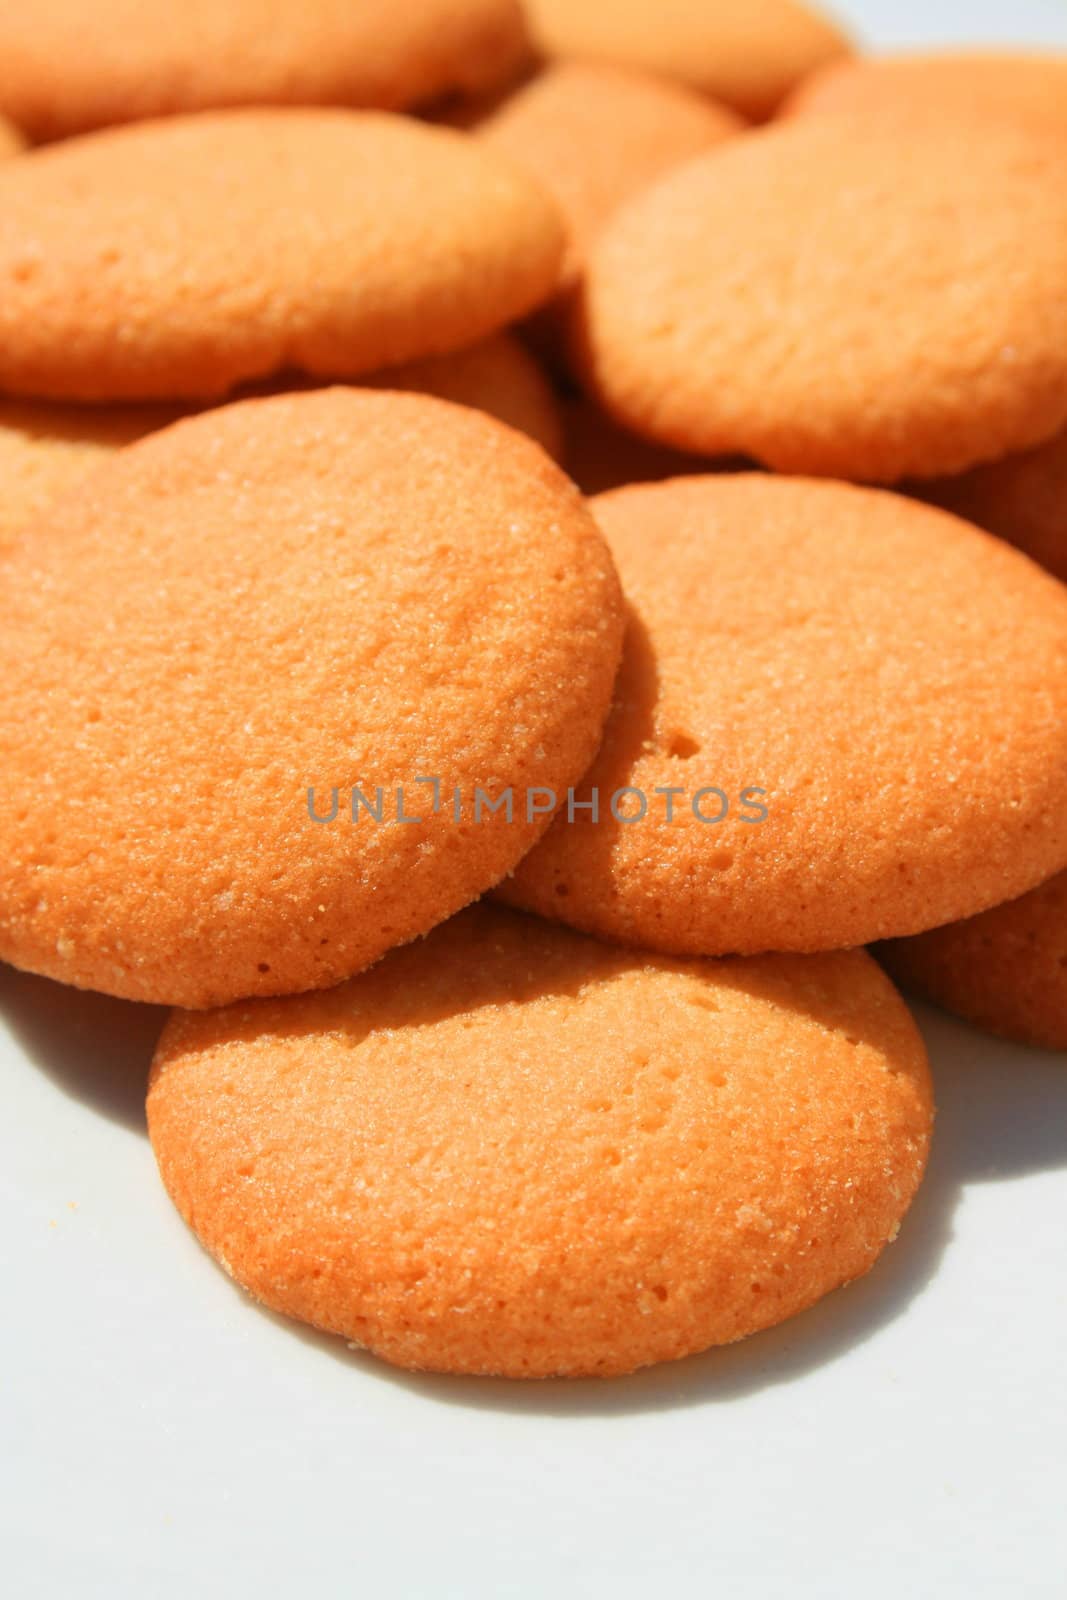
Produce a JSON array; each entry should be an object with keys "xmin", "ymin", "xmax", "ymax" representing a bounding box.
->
[
  {"xmin": 370, "ymin": 334, "xmax": 564, "ymax": 461},
  {"xmin": 577, "ymin": 116, "xmax": 1067, "ymax": 483},
  {"xmin": 0, "ymin": 110, "xmax": 564, "ymax": 401},
  {"xmin": 147, "ymin": 903, "xmax": 933, "ymax": 1380},
  {"xmin": 0, "ymin": 400, "xmax": 177, "ymax": 551},
  {"xmin": 785, "ymin": 51, "xmax": 1067, "ymax": 131},
  {"xmin": 881, "ymin": 872, "xmax": 1067, "ymax": 1053},
  {"xmin": 0, "ymin": 0, "xmax": 529, "ymax": 141},
  {"xmin": 501, "ymin": 475, "xmax": 1067, "ymax": 956},
  {"xmin": 524, "ymin": 0, "xmax": 851, "ymax": 119},
  {"xmin": 920, "ymin": 426, "xmax": 1067, "ymax": 587},
  {"xmin": 0, "ymin": 389, "xmax": 623, "ymax": 1008},
  {"xmin": 475, "ymin": 63, "xmax": 741, "ymax": 291}
]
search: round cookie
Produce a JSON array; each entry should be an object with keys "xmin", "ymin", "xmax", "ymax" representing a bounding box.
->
[
  {"xmin": 147, "ymin": 903, "xmax": 934, "ymax": 1380},
  {"xmin": 0, "ymin": 115, "xmax": 24, "ymax": 159},
  {"xmin": 500, "ymin": 475, "xmax": 1067, "ymax": 956},
  {"xmin": 474, "ymin": 63, "xmax": 742, "ymax": 293},
  {"xmin": 370, "ymin": 333, "xmax": 564, "ymax": 461},
  {"xmin": 577, "ymin": 115, "xmax": 1067, "ymax": 483},
  {"xmin": 0, "ymin": 389, "xmax": 623, "ymax": 1008},
  {"xmin": 0, "ymin": 399, "xmax": 178, "ymax": 552},
  {"xmin": 523, "ymin": 0, "xmax": 851, "ymax": 120},
  {"xmin": 880, "ymin": 871, "xmax": 1067, "ymax": 1053},
  {"xmin": 0, "ymin": 0, "xmax": 529, "ymax": 142},
  {"xmin": 0, "ymin": 110, "xmax": 565, "ymax": 401},
  {"xmin": 919, "ymin": 426, "xmax": 1067, "ymax": 587},
  {"xmin": 785, "ymin": 51, "xmax": 1067, "ymax": 133}
]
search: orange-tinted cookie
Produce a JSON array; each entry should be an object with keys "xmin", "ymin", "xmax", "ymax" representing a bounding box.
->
[
  {"xmin": 881, "ymin": 871, "xmax": 1067, "ymax": 1053},
  {"xmin": 0, "ymin": 110, "xmax": 564, "ymax": 401},
  {"xmin": 0, "ymin": 115, "xmax": 24, "ymax": 158},
  {"xmin": 370, "ymin": 334, "xmax": 564, "ymax": 461},
  {"xmin": 0, "ymin": 0, "xmax": 529, "ymax": 141},
  {"xmin": 577, "ymin": 116, "xmax": 1067, "ymax": 483},
  {"xmin": 474, "ymin": 63, "xmax": 741, "ymax": 292},
  {"xmin": 0, "ymin": 399, "xmax": 177, "ymax": 551},
  {"xmin": 524, "ymin": 0, "xmax": 851, "ymax": 120},
  {"xmin": 148, "ymin": 903, "xmax": 933, "ymax": 1380},
  {"xmin": 500, "ymin": 476, "xmax": 1067, "ymax": 955},
  {"xmin": 785, "ymin": 51, "xmax": 1067, "ymax": 132},
  {"xmin": 0, "ymin": 389, "xmax": 623, "ymax": 1008},
  {"xmin": 920, "ymin": 426, "xmax": 1067, "ymax": 587}
]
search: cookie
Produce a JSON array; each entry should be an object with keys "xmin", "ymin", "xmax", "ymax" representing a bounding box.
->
[
  {"xmin": 500, "ymin": 476, "xmax": 1067, "ymax": 956},
  {"xmin": 474, "ymin": 63, "xmax": 741, "ymax": 293},
  {"xmin": 564, "ymin": 398, "xmax": 729, "ymax": 495},
  {"xmin": 0, "ymin": 389, "xmax": 623, "ymax": 1008},
  {"xmin": 881, "ymin": 871, "xmax": 1067, "ymax": 1053},
  {"xmin": 0, "ymin": 110, "xmax": 565, "ymax": 401},
  {"xmin": 370, "ymin": 333, "xmax": 564, "ymax": 461},
  {"xmin": 0, "ymin": 115, "xmax": 24, "ymax": 158},
  {"xmin": 785, "ymin": 51, "xmax": 1067, "ymax": 132},
  {"xmin": 920, "ymin": 426, "xmax": 1067, "ymax": 587},
  {"xmin": 523, "ymin": 0, "xmax": 851, "ymax": 120},
  {"xmin": 577, "ymin": 115, "xmax": 1067, "ymax": 483},
  {"xmin": 147, "ymin": 903, "xmax": 933, "ymax": 1380},
  {"xmin": 0, "ymin": 0, "xmax": 529, "ymax": 141},
  {"xmin": 0, "ymin": 399, "xmax": 177, "ymax": 551}
]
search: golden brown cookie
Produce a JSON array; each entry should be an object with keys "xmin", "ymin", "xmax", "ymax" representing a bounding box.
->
[
  {"xmin": 0, "ymin": 110, "xmax": 565, "ymax": 401},
  {"xmin": 524, "ymin": 0, "xmax": 851, "ymax": 119},
  {"xmin": 0, "ymin": 114, "xmax": 25, "ymax": 158},
  {"xmin": 148, "ymin": 903, "xmax": 934, "ymax": 1379},
  {"xmin": 919, "ymin": 426, "xmax": 1067, "ymax": 587},
  {"xmin": 577, "ymin": 115, "xmax": 1067, "ymax": 483},
  {"xmin": 370, "ymin": 334, "xmax": 564, "ymax": 461},
  {"xmin": 500, "ymin": 475, "xmax": 1067, "ymax": 955},
  {"xmin": 0, "ymin": 389, "xmax": 623, "ymax": 1008},
  {"xmin": 474, "ymin": 62, "xmax": 742, "ymax": 292},
  {"xmin": 0, "ymin": 399, "xmax": 177, "ymax": 551},
  {"xmin": 785, "ymin": 51, "xmax": 1067, "ymax": 132},
  {"xmin": 0, "ymin": 0, "xmax": 529, "ymax": 141},
  {"xmin": 881, "ymin": 871, "xmax": 1067, "ymax": 1053}
]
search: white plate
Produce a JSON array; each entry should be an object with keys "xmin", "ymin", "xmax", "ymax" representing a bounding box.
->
[{"xmin": 3, "ymin": 4, "xmax": 1067, "ymax": 1595}]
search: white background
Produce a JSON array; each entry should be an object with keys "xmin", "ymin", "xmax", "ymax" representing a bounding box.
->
[{"xmin": 3, "ymin": 4, "xmax": 1067, "ymax": 1596}]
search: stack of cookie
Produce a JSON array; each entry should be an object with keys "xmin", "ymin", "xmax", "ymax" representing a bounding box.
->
[{"xmin": 1, "ymin": 0, "xmax": 1064, "ymax": 1381}]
